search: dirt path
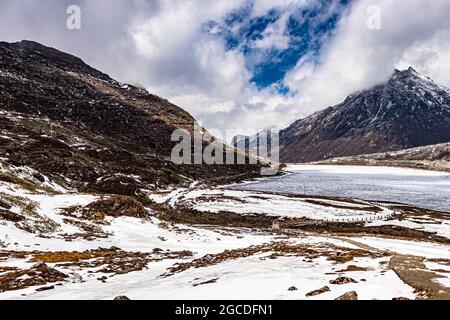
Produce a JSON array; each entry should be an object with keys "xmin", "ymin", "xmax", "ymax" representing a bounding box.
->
[
  {"xmin": 389, "ymin": 255, "xmax": 450, "ymax": 300},
  {"xmin": 324, "ymin": 235, "xmax": 450, "ymax": 300},
  {"xmin": 326, "ymin": 236, "xmax": 381, "ymax": 252}
]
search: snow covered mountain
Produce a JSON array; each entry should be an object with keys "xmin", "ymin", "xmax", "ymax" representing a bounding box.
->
[
  {"xmin": 232, "ymin": 127, "xmax": 280, "ymax": 160},
  {"xmin": 279, "ymin": 67, "xmax": 450, "ymax": 163}
]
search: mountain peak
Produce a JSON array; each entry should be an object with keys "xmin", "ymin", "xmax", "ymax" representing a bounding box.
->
[
  {"xmin": 0, "ymin": 40, "xmax": 112, "ymax": 81},
  {"xmin": 391, "ymin": 66, "xmax": 421, "ymax": 79},
  {"xmin": 279, "ymin": 66, "xmax": 450, "ymax": 163},
  {"xmin": 406, "ymin": 66, "xmax": 418, "ymax": 73}
]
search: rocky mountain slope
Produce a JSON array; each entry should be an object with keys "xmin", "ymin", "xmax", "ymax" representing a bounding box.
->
[
  {"xmin": 279, "ymin": 68, "xmax": 450, "ymax": 163},
  {"xmin": 0, "ymin": 41, "xmax": 261, "ymax": 195}
]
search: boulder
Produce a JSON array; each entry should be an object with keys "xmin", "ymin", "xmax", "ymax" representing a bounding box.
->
[
  {"xmin": 329, "ymin": 277, "xmax": 358, "ymax": 285},
  {"xmin": 82, "ymin": 196, "xmax": 149, "ymax": 220},
  {"xmin": 335, "ymin": 291, "xmax": 358, "ymax": 300},
  {"xmin": 392, "ymin": 297, "xmax": 410, "ymax": 300},
  {"xmin": 306, "ymin": 286, "xmax": 330, "ymax": 297}
]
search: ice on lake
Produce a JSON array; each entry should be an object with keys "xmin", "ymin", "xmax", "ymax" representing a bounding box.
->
[{"xmin": 234, "ymin": 165, "xmax": 450, "ymax": 213}]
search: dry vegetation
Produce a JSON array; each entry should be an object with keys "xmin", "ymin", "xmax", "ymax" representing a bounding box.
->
[{"xmin": 163, "ymin": 242, "xmax": 386, "ymax": 277}]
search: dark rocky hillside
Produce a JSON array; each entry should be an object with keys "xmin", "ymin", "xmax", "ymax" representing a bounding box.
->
[
  {"xmin": 0, "ymin": 40, "xmax": 261, "ymax": 195},
  {"xmin": 280, "ymin": 67, "xmax": 450, "ymax": 163}
]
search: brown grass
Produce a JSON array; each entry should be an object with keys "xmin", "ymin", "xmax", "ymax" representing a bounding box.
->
[
  {"xmin": 30, "ymin": 249, "xmax": 120, "ymax": 263},
  {"xmin": 0, "ymin": 265, "xmax": 67, "ymax": 293},
  {"xmin": 336, "ymin": 265, "xmax": 370, "ymax": 272}
]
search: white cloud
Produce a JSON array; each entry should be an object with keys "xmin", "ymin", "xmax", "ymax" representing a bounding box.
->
[
  {"xmin": 127, "ymin": 0, "xmax": 305, "ymax": 136},
  {"xmin": 251, "ymin": 0, "xmax": 310, "ymax": 17},
  {"xmin": 2, "ymin": 0, "xmax": 450, "ymax": 138},
  {"xmin": 251, "ymin": 12, "xmax": 290, "ymax": 50},
  {"xmin": 398, "ymin": 30, "xmax": 450, "ymax": 88},
  {"xmin": 286, "ymin": 0, "xmax": 450, "ymax": 113}
]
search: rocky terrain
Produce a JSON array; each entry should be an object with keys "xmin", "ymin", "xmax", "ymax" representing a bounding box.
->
[
  {"xmin": 315, "ymin": 142, "xmax": 450, "ymax": 172},
  {"xmin": 0, "ymin": 40, "xmax": 262, "ymax": 196},
  {"xmin": 279, "ymin": 68, "xmax": 450, "ymax": 163}
]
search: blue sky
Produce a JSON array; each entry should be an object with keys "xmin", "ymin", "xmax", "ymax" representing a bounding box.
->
[{"xmin": 203, "ymin": 0, "xmax": 352, "ymax": 93}]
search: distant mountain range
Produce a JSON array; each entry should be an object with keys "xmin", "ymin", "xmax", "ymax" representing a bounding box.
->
[
  {"xmin": 0, "ymin": 41, "xmax": 261, "ymax": 195},
  {"xmin": 235, "ymin": 67, "xmax": 450, "ymax": 164}
]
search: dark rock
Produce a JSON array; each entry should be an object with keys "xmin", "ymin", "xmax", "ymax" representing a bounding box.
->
[
  {"xmin": 70, "ymin": 273, "xmax": 83, "ymax": 284},
  {"xmin": 306, "ymin": 286, "xmax": 330, "ymax": 297},
  {"xmin": 0, "ymin": 200, "xmax": 11, "ymax": 210},
  {"xmin": 329, "ymin": 277, "xmax": 358, "ymax": 285},
  {"xmin": 35, "ymin": 285, "xmax": 55, "ymax": 292},
  {"xmin": 0, "ymin": 209, "xmax": 25, "ymax": 222},
  {"xmin": 392, "ymin": 297, "xmax": 410, "ymax": 300},
  {"xmin": 335, "ymin": 291, "xmax": 358, "ymax": 300},
  {"xmin": 31, "ymin": 262, "xmax": 49, "ymax": 269},
  {"xmin": 114, "ymin": 295, "xmax": 130, "ymax": 301},
  {"xmin": 288, "ymin": 286, "xmax": 298, "ymax": 291}
]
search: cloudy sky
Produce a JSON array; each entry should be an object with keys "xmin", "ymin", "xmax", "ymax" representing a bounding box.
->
[{"xmin": 1, "ymin": 0, "xmax": 450, "ymax": 139}]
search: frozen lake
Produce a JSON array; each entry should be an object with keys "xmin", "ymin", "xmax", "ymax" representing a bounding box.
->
[{"xmin": 234, "ymin": 165, "xmax": 450, "ymax": 213}]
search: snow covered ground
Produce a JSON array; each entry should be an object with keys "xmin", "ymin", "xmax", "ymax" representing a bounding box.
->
[
  {"xmin": 149, "ymin": 188, "xmax": 396, "ymax": 222},
  {"xmin": 1, "ymin": 165, "xmax": 449, "ymax": 300},
  {"xmin": 3, "ymin": 253, "xmax": 415, "ymax": 300}
]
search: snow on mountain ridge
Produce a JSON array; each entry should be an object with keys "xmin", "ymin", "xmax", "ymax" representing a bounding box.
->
[{"xmin": 279, "ymin": 67, "xmax": 450, "ymax": 163}]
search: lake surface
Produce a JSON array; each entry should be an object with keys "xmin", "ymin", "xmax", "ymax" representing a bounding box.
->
[{"xmin": 234, "ymin": 165, "xmax": 450, "ymax": 213}]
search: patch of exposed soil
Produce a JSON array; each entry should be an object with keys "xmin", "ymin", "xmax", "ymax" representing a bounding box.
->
[
  {"xmin": 393, "ymin": 206, "xmax": 450, "ymax": 221},
  {"xmin": 389, "ymin": 255, "xmax": 450, "ymax": 300},
  {"xmin": 0, "ymin": 251, "xmax": 29, "ymax": 263},
  {"xmin": 0, "ymin": 263, "xmax": 67, "ymax": 293},
  {"xmin": 31, "ymin": 247, "xmax": 193, "ymax": 276},
  {"xmin": 80, "ymin": 196, "xmax": 150, "ymax": 220},
  {"xmin": 156, "ymin": 206, "xmax": 277, "ymax": 229},
  {"xmin": 290, "ymin": 222, "xmax": 450, "ymax": 245},
  {"xmin": 336, "ymin": 265, "xmax": 370, "ymax": 272},
  {"xmin": 0, "ymin": 266, "xmax": 18, "ymax": 273},
  {"xmin": 303, "ymin": 199, "xmax": 381, "ymax": 213}
]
